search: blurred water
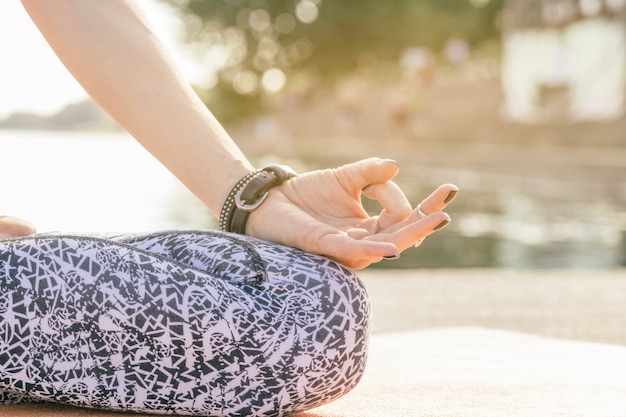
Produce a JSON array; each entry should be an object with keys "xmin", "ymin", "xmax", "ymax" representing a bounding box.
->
[
  {"xmin": 1, "ymin": 130, "xmax": 624, "ymax": 269},
  {"xmin": 0, "ymin": 130, "xmax": 213, "ymax": 234},
  {"xmin": 386, "ymin": 187, "xmax": 626, "ymax": 270}
]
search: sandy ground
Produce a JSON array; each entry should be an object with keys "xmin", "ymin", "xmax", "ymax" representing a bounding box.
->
[{"xmin": 359, "ymin": 268, "xmax": 626, "ymax": 346}]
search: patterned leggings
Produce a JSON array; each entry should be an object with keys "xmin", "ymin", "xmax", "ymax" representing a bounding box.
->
[{"xmin": 0, "ymin": 230, "xmax": 370, "ymax": 416}]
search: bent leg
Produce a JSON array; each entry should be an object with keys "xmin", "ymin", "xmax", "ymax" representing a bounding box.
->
[
  {"xmin": 0, "ymin": 232, "xmax": 370, "ymax": 416},
  {"xmin": 118, "ymin": 230, "xmax": 371, "ymax": 412},
  {"xmin": 0, "ymin": 390, "xmax": 41, "ymax": 404}
]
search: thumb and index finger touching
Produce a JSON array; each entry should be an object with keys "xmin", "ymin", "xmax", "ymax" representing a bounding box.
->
[
  {"xmin": 341, "ymin": 158, "xmax": 460, "ymax": 214},
  {"xmin": 338, "ymin": 158, "xmax": 458, "ymax": 226},
  {"xmin": 315, "ymin": 158, "xmax": 460, "ymax": 269},
  {"xmin": 338, "ymin": 158, "xmax": 413, "ymax": 225},
  {"xmin": 336, "ymin": 157, "xmax": 460, "ymax": 248}
]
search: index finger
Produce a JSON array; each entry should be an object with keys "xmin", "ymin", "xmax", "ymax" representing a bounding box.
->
[{"xmin": 362, "ymin": 181, "xmax": 413, "ymax": 229}]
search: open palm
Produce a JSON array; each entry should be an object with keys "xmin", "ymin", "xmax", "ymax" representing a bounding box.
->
[{"xmin": 247, "ymin": 158, "xmax": 458, "ymax": 270}]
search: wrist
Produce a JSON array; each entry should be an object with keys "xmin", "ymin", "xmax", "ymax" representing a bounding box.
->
[{"xmin": 219, "ymin": 165, "xmax": 297, "ymax": 234}]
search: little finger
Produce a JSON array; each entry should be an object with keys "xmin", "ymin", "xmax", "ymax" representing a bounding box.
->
[{"xmin": 418, "ymin": 184, "xmax": 459, "ymax": 215}]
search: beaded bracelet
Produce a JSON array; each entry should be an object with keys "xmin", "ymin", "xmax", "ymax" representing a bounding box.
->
[{"xmin": 219, "ymin": 165, "xmax": 297, "ymax": 234}]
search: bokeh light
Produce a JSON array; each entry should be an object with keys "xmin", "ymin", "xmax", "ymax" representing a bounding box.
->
[
  {"xmin": 262, "ymin": 68, "xmax": 286, "ymax": 92},
  {"xmin": 296, "ymin": 0, "xmax": 319, "ymax": 24},
  {"xmin": 249, "ymin": 9, "xmax": 271, "ymax": 32},
  {"xmin": 233, "ymin": 70, "xmax": 258, "ymax": 94},
  {"xmin": 275, "ymin": 13, "xmax": 297, "ymax": 34}
]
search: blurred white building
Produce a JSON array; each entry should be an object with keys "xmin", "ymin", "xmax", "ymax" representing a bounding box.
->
[{"xmin": 501, "ymin": 0, "xmax": 626, "ymax": 124}]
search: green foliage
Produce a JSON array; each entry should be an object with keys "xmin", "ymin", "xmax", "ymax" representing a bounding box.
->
[
  {"xmin": 162, "ymin": 0, "xmax": 502, "ymax": 118},
  {"xmin": 194, "ymin": 83, "xmax": 262, "ymax": 123},
  {"xmin": 296, "ymin": 0, "xmax": 502, "ymax": 73}
]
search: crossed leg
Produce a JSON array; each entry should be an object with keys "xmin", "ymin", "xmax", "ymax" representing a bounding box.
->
[{"xmin": 0, "ymin": 231, "xmax": 370, "ymax": 416}]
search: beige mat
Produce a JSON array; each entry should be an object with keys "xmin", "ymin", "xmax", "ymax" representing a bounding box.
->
[
  {"xmin": 2, "ymin": 327, "xmax": 626, "ymax": 417},
  {"xmin": 297, "ymin": 327, "xmax": 626, "ymax": 417}
]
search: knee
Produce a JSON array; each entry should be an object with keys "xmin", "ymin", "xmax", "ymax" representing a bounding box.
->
[
  {"xmin": 212, "ymin": 236, "xmax": 372, "ymax": 414},
  {"xmin": 282, "ymin": 259, "xmax": 372, "ymax": 413}
]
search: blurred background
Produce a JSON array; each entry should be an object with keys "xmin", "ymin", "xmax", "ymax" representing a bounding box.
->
[{"xmin": 1, "ymin": 0, "xmax": 626, "ymax": 270}]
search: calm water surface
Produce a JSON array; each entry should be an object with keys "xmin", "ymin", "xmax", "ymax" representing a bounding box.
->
[{"xmin": 0, "ymin": 129, "xmax": 212, "ymax": 234}]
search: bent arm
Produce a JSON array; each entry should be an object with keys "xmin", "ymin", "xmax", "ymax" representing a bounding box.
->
[
  {"xmin": 21, "ymin": 0, "xmax": 253, "ymax": 215},
  {"xmin": 20, "ymin": 0, "xmax": 457, "ymax": 269}
]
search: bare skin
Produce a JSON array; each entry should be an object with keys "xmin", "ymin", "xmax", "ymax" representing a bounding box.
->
[
  {"xmin": 10, "ymin": 0, "xmax": 458, "ymax": 270},
  {"xmin": 248, "ymin": 159, "xmax": 457, "ymax": 270},
  {"xmin": 0, "ymin": 216, "xmax": 36, "ymax": 239}
]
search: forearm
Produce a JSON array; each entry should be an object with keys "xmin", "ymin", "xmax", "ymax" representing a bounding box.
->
[{"xmin": 21, "ymin": 0, "xmax": 253, "ymax": 215}]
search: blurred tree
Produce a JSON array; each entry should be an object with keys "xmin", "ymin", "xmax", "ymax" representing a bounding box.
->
[
  {"xmin": 162, "ymin": 0, "xmax": 502, "ymax": 118},
  {"xmin": 298, "ymin": 0, "xmax": 502, "ymax": 73}
]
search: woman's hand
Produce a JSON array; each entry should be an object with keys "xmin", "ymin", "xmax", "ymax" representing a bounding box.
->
[
  {"xmin": 247, "ymin": 158, "xmax": 458, "ymax": 270},
  {"xmin": 0, "ymin": 216, "xmax": 36, "ymax": 239}
]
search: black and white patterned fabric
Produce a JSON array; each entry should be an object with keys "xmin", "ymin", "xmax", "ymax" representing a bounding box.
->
[{"xmin": 0, "ymin": 230, "xmax": 370, "ymax": 416}]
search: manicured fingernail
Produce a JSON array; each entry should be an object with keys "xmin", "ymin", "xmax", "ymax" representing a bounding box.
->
[
  {"xmin": 433, "ymin": 219, "xmax": 450, "ymax": 231},
  {"xmin": 444, "ymin": 189, "xmax": 458, "ymax": 204},
  {"xmin": 383, "ymin": 253, "xmax": 401, "ymax": 260}
]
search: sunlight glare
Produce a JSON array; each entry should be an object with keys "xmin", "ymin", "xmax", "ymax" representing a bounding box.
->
[
  {"xmin": 296, "ymin": 1, "xmax": 319, "ymax": 24},
  {"xmin": 262, "ymin": 68, "xmax": 287, "ymax": 92}
]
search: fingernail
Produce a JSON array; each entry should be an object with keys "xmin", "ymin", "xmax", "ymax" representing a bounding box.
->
[
  {"xmin": 444, "ymin": 189, "xmax": 458, "ymax": 204},
  {"xmin": 383, "ymin": 253, "xmax": 401, "ymax": 260},
  {"xmin": 382, "ymin": 159, "xmax": 399, "ymax": 167},
  {"xmin": 433, "ymin": 219, "xmax": 450, "ymax": 231}
]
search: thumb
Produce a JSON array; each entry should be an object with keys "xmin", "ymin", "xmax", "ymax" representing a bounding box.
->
[{"xmin": 335, "ymin": 158, "xmax": 400, "ymax": 191}]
